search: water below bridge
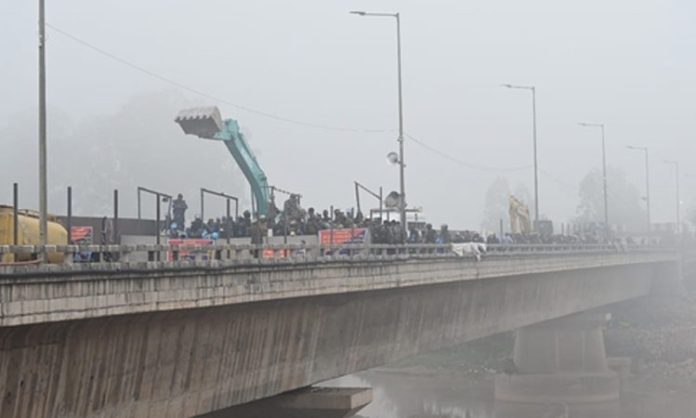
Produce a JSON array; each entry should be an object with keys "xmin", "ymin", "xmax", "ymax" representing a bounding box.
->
[{"xmin": 330, "ymin": 370, "xmax": 696, "ymax": 418}]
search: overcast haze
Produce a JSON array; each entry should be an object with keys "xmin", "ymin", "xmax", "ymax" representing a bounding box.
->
[{"xmin": 2, "ymin": 0, "xmax": 694, "ymax": 229}]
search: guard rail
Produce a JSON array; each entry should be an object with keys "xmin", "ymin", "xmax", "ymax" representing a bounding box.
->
[{"xmin": 0, "ymin": 242, "xmax": 677, "ymax": 275}]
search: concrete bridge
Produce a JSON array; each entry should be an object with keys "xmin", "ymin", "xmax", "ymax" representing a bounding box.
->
[{"xmin": 0, "ymin": 243, "xmax": 681, "ymax": 418}]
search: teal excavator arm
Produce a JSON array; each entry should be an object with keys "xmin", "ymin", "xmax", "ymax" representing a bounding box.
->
[{"xmin": 175, "ymin": 107, "xmax": 270, "ymax": 216}]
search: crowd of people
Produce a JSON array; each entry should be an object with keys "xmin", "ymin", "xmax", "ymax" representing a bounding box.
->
[
  {"xmin": 166, "ymin": 193, "xmax": 663, "ymax": 246},
  {"xmin": 169, "ymin": 193, "xmax": 453, "ymax": 244}
]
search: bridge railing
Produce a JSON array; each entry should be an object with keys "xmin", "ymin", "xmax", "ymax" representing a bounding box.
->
[{"xmin": 0, "ymin": 241, "xmax": 677, "ymax": 272}]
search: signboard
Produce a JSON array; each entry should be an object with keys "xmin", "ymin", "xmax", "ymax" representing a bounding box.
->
[
  {"xmin": 70, "ymin": 226, "xmax": 93, "ymax": 245},
  {"xmin": 262, "ymin": 248, "xmax": 292, "ymax": 259},
  {"xmin": 168, "ymin": 238, "xmax": 214, "ymax": 261},
  {"xmin": 71, "ymin": 226, "xmax": 95, "ymax": 262},
  {"xmin": 319, "ymin": 228, "xmax": 369, "ymax": 246}
]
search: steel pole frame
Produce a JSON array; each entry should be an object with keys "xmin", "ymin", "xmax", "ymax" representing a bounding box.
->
[
  {"xmin": 645, "ymin": 149, "xmax": 651, "ymax": 230},
  {"xmin": 13, "ymin": 183, "xmax": 19, "ymax": 246},
  {"xmin": 395, "ymin": 12, "xmax": 406, "ymax": 234},
  {"xmin": 351, "ymin": 11, "xmax": 406, "ymax": 232},
  {"xmin": 627, "ymin": 146, "xmax": 651, "ymax": 232},
  {"xmin": 502, "ymin": 84, "xmax": 539, "ymax": 225},
  {"xmin": 665, "ymin": 160, "xmax": 680, "ymax": 234},
  {"xmin": 137, "ymin": 186, "xmax": 172, "ymax": 220},
  {"xmin": 200, "ymin": 187, "xmax": 239, "ymax": 222},
  {"xmin": 113, "ymin": 189, "xmax": 119, "ymax": 244},
  {"xmin": 67, "ymin": 186, "xmax": 72, "ymax": 244},
  {"xmin": 354, "ymin": 181, "xmax": 384, "ymax": 219},
  {"xmin": 579, "ymin": 122, "xmax": 609, "ymax": 237},
  {"xmin": 600, "ymin": 125, "xmax": 608, "ymax": 234},
  {"xmin": 38, "ymin": 0, "xmax": 48, "ymax": 256}
]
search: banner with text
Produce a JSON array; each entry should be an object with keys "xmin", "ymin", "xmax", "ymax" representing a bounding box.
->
[{"xmin": 319, "ymin": 228, "xmax": 369, "ymax": 246}]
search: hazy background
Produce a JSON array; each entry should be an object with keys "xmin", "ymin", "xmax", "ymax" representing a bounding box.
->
[{"xmin": 1, "ymin": 0, "xmax": 694, "ymax": 229}]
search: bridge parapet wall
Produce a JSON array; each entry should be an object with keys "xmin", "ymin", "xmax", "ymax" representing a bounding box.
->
[{"xmin": 0, "ymin": 246, "xmax": 678, "ymax": 327}]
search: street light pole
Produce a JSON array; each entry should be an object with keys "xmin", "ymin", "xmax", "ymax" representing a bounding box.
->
[
  {"xmin": 502, "ymin": 84, "xmax": 539, "ymax": 225},
  {"xmin": 579, "ymin": 122, "xmax": 609, "ymax": 236},
  {"xmin": 351, "ymin": 10, "xmax": 407, "ymax": 233},
  {"xmin": 38, "ymin": 0, "xmax": 48, "ymax": 253},
  {"xmin": 664, "ymin": 160, "xmax": 681, "ymax": 235},
  {"xmin": 627, "ymin": 146, "xmax": 651, "ymax": 231}
]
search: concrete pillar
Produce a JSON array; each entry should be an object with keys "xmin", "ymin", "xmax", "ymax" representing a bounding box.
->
[
  {"xmin": 495, "ymin": 313, "xmax": 619, "ymax": 404},
  {"xmin": 198, "ymin": 386, "xmax": 372, "ymax": 418}
]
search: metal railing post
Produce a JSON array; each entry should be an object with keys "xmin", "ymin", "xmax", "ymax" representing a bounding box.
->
[
  {"xmin": 13, "ymin": 183, "xmax": 19, "ymax": 246},
  {"xmin": 113, "ymin": 189, "xmax": 119, "ymax": 244},
  {"xmin": 200, "ymin": 188, "xmax": 205, "ymax": 221},
  {"xmin": 67, "ymin": 186, "xmax": 72, "ymax": 244},
  {"xmin": 156, "ymin": 194, "xmax": 161, "ymax": 262}
]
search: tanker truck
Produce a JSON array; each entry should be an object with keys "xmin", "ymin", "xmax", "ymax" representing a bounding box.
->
[{"xmin": 0, "ymin": 205, "xmax": 68, "ymax": 264}]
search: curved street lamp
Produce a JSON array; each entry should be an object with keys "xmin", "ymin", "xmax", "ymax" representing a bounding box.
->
[{"xmin": 350, "ymin": 10, "xmax": 407, "ymax": 232}]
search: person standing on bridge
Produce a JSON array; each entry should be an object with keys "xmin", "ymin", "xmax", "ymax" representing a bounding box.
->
[
  {"xmin": 438, "ymin": 224, "xmax": 451, "ymax": 244},
  {"xmin": 172, "ymin": 194, "xmax": 188, "ymax": 231},
  {"xmin": 423, "ymin": 224, "xmax": 437, "ymax": 244},
  {"xmin": 250, "ymin": 216, "xmax": 267, "ymax": 258}
]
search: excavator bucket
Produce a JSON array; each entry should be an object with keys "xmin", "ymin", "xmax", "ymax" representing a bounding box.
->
[{"xmin": 175, "ymin": 106, "xmax": 224, "ymax": 139}]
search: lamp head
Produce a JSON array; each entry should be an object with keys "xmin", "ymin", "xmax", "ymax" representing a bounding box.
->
[{"xmin": 350, "ymin": 10, "xmax": 367, "ymax": 16}]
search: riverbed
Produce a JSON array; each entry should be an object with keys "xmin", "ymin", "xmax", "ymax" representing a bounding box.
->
[{"xmin": 330, "ymin": 369, "xmax": 696, "ymax": 418}]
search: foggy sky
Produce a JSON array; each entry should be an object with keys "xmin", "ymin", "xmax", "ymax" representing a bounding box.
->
[{"xmin": 1, "ymin": 0, "xmax": 694, "ymax": 229}]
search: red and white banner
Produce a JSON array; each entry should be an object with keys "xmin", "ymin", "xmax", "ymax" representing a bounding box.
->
[
  {"xmin": 168, "ymin": 238, "xmax": 214, "ymax": 261},
  {"xmin": 70, "ymin": 226, "xmax": 93, "ymax": 244},
  {"xmin": 319, "ymin": 228, "xmax": 369, "ymax": 246}
]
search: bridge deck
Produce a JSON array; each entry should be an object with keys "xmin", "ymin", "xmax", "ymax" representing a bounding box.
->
[
  {"xmin": 0, "ymin": 245, "xmax": 678, "ymax": 327},
  {"xmin": 0, "ymin": 245, "xmax": 681, "ymax": 418}
]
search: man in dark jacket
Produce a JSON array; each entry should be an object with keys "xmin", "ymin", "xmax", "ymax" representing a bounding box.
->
[{"xmin": 172, "ymin": 194, "xmax": 188, "ymax": 231}]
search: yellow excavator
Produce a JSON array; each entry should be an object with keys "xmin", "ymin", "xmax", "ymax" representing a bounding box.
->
[{"xmin": 509, "ymin": 195, "xmax": 532, "ymax": 234}]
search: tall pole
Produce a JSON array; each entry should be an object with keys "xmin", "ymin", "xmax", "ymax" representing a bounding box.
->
[
  {"xmin": 502, "ymin": 84, "xmax": 539, "ymax": 224},
  {"xmin": 395, "ymin": 13, "xmax": 406, "ymax": 233},
  {"xmin": 200, "ymin": 188, "xmax": 205, "ymax": 220},
  {"xmin": 226, "ymin": 198, "xmax": 231, "ymax": 245},
  {"xmin": 354, "ymin": 182, "xmax": 361, "ymax": 215},
  {"xmin": 67, "ymin": 186, "xmax": 72, "ymax": 244},
  {"xmin": 600, "ymin": 125, "xmax": 608, "ymax": 233},
  {"xmin": 155, "ymin": 194, "xmax": 161, "ymax": 261},
  {"xmin": 531, "ymin": 87, "xmax": 538, "ymax": 224},
  {"xmin": 644, "ymin": 149, "xmax": 651, "ymax": 230},
  {"xmin": 379, "ymin": 187, "xmax": 383, "ymax": 221},
  {"xmin": 665, "ymin": 160, "xmax": 680, "ymax": 234},
  {"xmin": 580, "ymin": 122, "xmax": 609, "ymax": 237},
  {"xmin": 627, "ymin": 146, "xmax": 651, "ymax": 231},
  {"xmin": 38, "ymin": 0, "xmax": 48, "ymax": 253},
  {"xmin": 351, "ymin": 10, "xmax": 406, "ymax": 233},
  {"xmin": 113, "ymin": 189, "xmax": 119, "ymax": 244},
  {"xmin": 676, "ymin": 163, "xmax": 681, "ymax": 234},
  {"xmin": 13, "ymin": 183, "xmax": 19, "ymax": 246}
]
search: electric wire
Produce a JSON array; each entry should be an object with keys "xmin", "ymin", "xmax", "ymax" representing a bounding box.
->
[
  {"xmin": 46, "ymin": 23, "xmax": 389, "ymax": 134},
  {"xmin": 47, "ymin": 24, "xmax": 578, "ymax": 182},
  {"xmin": 405, "ymin": 133, "xmax": 532, "ymax": 173}
]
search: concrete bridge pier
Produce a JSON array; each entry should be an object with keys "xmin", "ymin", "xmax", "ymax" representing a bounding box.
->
[
  {"xmin": 494, "ymin": 312, "xmax": 619, "ymax": 404},
  {"xmin": 197, "ymin": 386, "xmax": 372, "ymax": 418}
]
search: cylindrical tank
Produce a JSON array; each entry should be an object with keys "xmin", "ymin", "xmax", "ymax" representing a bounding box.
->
[{"xmin": 0, "ymin": 205, "xmax": 68, "ymax": 263}]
